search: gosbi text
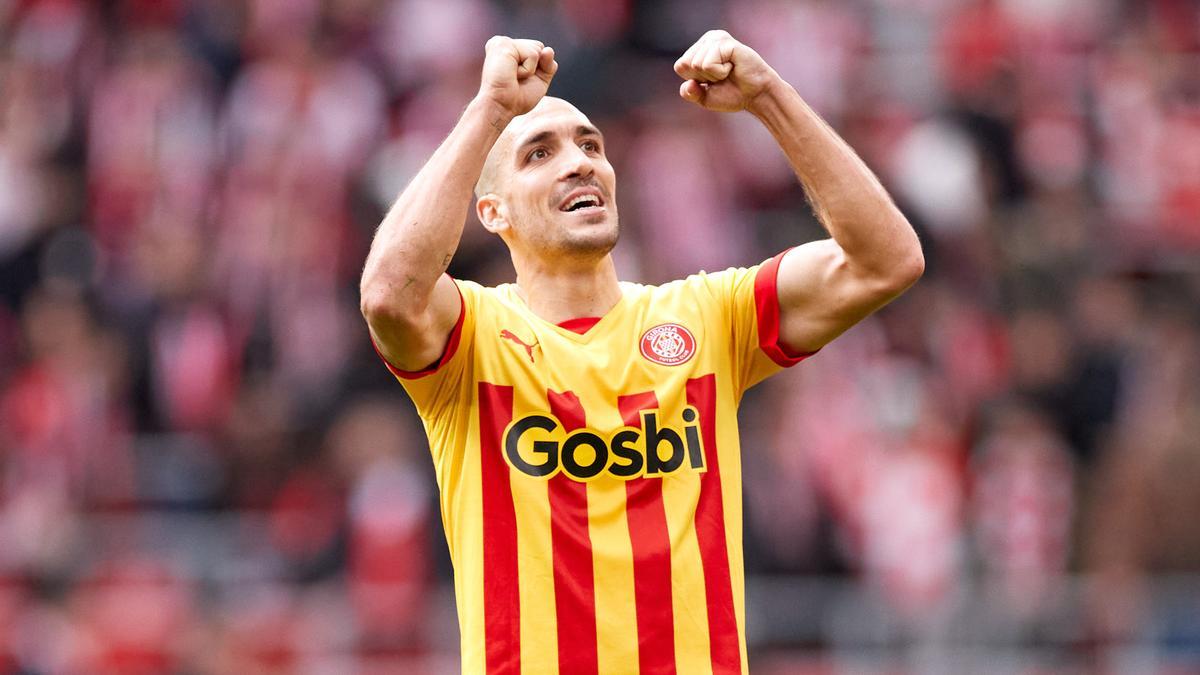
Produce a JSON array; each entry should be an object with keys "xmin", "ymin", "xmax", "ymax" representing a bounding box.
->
[{"xmin": 503, "ymin": 407, "xmax": 706, "ymax": 481}]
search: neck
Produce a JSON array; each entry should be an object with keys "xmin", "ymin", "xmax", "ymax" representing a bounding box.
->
[{"xmin": 513, "ymin": 254, "xmax": 622, "ymax": 324}]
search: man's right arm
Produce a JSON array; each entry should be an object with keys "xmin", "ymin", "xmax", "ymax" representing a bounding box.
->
[{"xmin": 360, "ymin": 37, "xmax": 556, "ymax": 371}]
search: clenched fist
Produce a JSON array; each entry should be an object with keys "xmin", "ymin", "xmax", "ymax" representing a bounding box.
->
[
  {"xmin": 479, "ymin": 36, "xmax": 558, "ymax": 120},
  {"xmin": 674, "ymin": 30, "xmax": 779, "ymax": 113}
]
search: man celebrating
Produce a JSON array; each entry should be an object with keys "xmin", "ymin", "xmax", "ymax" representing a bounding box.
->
[{"xmin": 361, "ymin": 31, "xmax": 923, "ymax": 675}]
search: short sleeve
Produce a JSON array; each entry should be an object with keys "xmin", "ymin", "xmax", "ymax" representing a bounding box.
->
[
  {"xmin": 700, "ymin": 250, "xmax": 814, "ymax": 397},
  {"xmin": 371, "ymin": 277, "xmax": 479, "ymax": 417}
]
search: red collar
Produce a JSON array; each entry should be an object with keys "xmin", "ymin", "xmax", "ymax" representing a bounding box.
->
[{"xmin": 557, "ymin": 317, "xmax": 601, "ymax": 334}]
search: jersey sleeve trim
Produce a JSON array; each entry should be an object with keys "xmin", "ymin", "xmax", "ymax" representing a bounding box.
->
[
  {"xmin": 370, "ymin": 278, "xmax": 467, "ymax": 380},
  {"xmin": 753, "ymin": 248, "xmax": 815, "ymax": 367}
]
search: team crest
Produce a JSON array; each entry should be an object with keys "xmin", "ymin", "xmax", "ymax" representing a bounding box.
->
[{"xmin": 639, "ymin": 323, "xmax": 696, "ymax": 366}]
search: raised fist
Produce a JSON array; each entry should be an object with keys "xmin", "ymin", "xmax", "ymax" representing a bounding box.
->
[
  {"xmin": 478, "ymin": 36, "xmax": 558, "ymax": 119},
  {"xmin": 674, "ymin": 30, "xmax": 778, "ymax": 113}
]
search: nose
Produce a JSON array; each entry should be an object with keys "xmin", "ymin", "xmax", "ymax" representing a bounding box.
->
[{"xmin": 558, "ymin": 144, "xmax": 595, "ymax": 181}]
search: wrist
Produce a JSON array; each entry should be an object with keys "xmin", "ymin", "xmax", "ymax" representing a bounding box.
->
[
  {"xmin": 468, "ymin": 94, "xmax": 516, "ymax": 134},
  {"xmin": 745, "ymin": 73, "xmax": 791, "ymax": 119}
]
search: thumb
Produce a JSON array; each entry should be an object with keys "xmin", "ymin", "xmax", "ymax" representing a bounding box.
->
[
  {"xmin": 535, "ymin": 47, "xmax": 557, "ymax": 84},
  {"xmin": 679, "ymin": 79, "xmax": 705, "ymax": 106}
]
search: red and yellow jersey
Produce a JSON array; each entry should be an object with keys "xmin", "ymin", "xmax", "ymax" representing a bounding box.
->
[{"xmin": 378, "ymin": 252, "xmax": 807, "ymax": 675}]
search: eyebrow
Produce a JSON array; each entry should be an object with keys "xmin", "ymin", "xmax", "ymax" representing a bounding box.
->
[{"xmin": 514, "ymin": 125, "xmax": 604, "ymax": 157}]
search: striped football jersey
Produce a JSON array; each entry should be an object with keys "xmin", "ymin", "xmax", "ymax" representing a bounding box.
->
[{"xmin": 377, "ymin": 251, "xmax": 808, "ymax": 674}]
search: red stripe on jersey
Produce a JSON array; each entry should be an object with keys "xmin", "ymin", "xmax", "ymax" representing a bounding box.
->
[
  {"xmin": 687, "ymin": 374, "xmax": 741, "ymax": 673},
  {"xmin": 619, "ymin": 392, "xmax": 677, "ymax": 675},
  {"xmin": 753, "ymin": 249, "xmax": 813, "ymax": 367},
  {"xmin": 546, "ymin": 390, "xmax": 599, "ymax": 675},
  {"xmin": 479, "ymin": 383, "xmax": 520, "ymax": 675}
]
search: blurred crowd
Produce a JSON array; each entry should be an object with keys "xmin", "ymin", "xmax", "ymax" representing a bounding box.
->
[{"xmin": 1, "ymin": 0, "xmax": 1198, "ymax": 672}]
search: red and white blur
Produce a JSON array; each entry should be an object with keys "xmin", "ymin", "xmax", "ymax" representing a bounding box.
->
[{"xmin": 1, "ymin": 0, "xmax": 1199, "ymax": 673}]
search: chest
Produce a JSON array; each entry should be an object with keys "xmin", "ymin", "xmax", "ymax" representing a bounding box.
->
[{"xmin": 468, "ymin": 304, "xmax": 727, "ymax": 483}]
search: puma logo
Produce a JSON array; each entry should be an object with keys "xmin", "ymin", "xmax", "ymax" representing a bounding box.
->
[{"xmin": 500, "ymin": 329, "xmax": 538, "ymax": 363}]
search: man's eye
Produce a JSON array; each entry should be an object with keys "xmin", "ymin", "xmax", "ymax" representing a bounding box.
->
[
  {"xmin": 582, "ymin": 141, "xmax": 599, "ymax": 152},
  {"xmin": 529, "ymin": 148, "xmax": 548, "ymax": 161}
]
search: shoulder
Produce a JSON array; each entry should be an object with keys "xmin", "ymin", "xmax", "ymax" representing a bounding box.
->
[
  {"xmin": 641, "ymin": 266, "xmax": 759, "ymax": 302},
  {"xmin": 454, "ymin": 279, "xmax": 520, "ymax": 311},
  {"xmin": 451, "ymin": 277, "xmax": 491, "ymax": 298}
]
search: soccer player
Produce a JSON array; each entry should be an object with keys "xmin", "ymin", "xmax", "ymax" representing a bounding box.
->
[{"xmin": 361, "ymin": 31, "xmax": 923, "ymax": 675}]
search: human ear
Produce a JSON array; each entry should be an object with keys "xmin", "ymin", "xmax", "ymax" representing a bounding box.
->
[{"xmin": 476, "ymin": 195, "xmax": 509, "ymax": 234}]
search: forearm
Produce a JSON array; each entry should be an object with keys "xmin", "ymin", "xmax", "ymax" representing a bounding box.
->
[
  {"xmin": 748, "ymin": 79, "xmax": 920, "ymax": 278},
  {"xmin": 360, "ymin": 97, "xmax": 511, "ymax": 314}
]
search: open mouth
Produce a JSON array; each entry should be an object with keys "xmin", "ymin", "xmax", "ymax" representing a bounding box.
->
[{"xmin": 559, "ymin": 189, "xmax": 605, "ymax": 212}]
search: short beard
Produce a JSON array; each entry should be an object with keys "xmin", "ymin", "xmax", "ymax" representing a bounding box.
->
[
  {"xmin": 553, "ymin": 221, "xmax": 620, "ymax": 259},
  {"xmin": 516, "ymin": 208, "xmax": 620, "ymax": 261}
]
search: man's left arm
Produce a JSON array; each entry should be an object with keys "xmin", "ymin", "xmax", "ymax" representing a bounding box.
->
[{"xmin": 676, "ymin": 31, "xmax": 924, "ymax": 355}]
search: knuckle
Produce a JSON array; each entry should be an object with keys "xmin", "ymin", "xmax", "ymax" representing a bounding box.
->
[{"xmin": 486, "ymin": 35, "xmax": 514, "ymax": 53}]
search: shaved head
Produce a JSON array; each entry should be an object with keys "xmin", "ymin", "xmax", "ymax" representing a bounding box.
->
[{"xmin": 475, "ymin": 133, "xmax": 512, "ymax": 199}]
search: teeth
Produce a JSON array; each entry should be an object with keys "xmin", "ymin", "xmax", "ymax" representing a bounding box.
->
[{"xmin": 566, "ymin": 195, "xmax": 600, "ymax": 210}]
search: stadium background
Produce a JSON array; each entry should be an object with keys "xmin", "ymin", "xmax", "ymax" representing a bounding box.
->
[{"xmin": 1, "ymin": 0, "xmax": 1199, "ymax": 672}]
